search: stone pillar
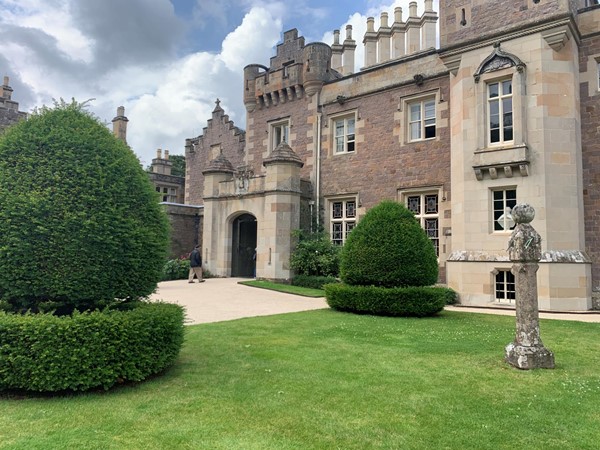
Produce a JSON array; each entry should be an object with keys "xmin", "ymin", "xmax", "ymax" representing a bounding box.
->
[
  {"xmin": 505, "ymin": 204, "xmax": 555, "ymax": 370},
  {"xmin": 421, "ymin": 0, "xmax": 438, "ymax": 50},
  {"xmin": 363, "ymin": 17, "xmax": 377, "ymax": 67}
]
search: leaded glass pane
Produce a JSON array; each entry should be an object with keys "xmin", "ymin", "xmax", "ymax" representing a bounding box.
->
[
  {"xmin": 332, "ymin": 202, "xmax": 343, "ymax": 219},
  {"xmin": 425, "ymin": 194, "xmax": 438, "ymax": 214},
  {"xmin": 425, "ymin": 218, "xmax": 438, "ymax": 238},
  {"xmin": 407, "ymin": 196, "xmax": 420, "ymax": 214},
  {"xmin": 345, "ymin": 221, "xmax": 355, "ymax": 236},
  {"xmin": 346, "ymin": 201, "xmax": 356, "ymax": 218},
  {"xmin": 332, "ymin": 223, "xmax": 343, "ymax": 245}
]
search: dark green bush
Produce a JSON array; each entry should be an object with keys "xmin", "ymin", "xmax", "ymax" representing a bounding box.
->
[
  {"xmin": 290, "ymin": 230, "xmax": 340, "ymax": 277},
  {"xmin": 324, "ymin": 283, "xmax": 446, "ymax": 317},
  {"xmin": 340, "ymin": 200, "xmax": 438, "ymax": 288},
  {"xmin": 292, "ymin": 274, "xmax": 339, "ymax": 289},
  {"xmin": 0, "ymin": 302, "xmax": 185, "ymax": 392},
  {"xmin": 439, "ymin": 286, "xmax": 459, "ymax": 305},
  {"xmin": 0, "ymin": 101, "xmax": 169, "ymax": 315},
  {"xmin": 162, "ymin": 258, "xmax": 191, "ymax": 281}
]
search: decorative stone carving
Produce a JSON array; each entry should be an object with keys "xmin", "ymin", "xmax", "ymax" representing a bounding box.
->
[
  {"xmin": 474, "ymin": 43, "xmax": 525, "ymax": 83},
  {"xmin": 505, "ymin": 204, "xmax": 555, "ymax": 370}
]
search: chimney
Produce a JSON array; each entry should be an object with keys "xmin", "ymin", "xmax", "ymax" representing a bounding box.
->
[
  {"xmin": 406, "ymin": 1, "xmax": 421, "ymax": 55},
  {"xmin": 1, "ymin": 76, "xmax": 13, "ymax": 100},
  {"xmin": 392, "ymin": 7, "xmax": 406, "ymax": 58},
  {"xmin": 331, "ymin": 29, "xmax": 343, "ymax": 73},
  {"xmin": 377, "ymin": 12, "xmax": 391, "ymax": 63},
  {"xmin": 164, "ymin": 149, "xmax": 170, "ymax": 160},
  {"xmin": 156, "ymin": 148, "xmax": 162, "ymax": 159},
  {"xmin": 111, "ymin": 106, "xmax": 129, "ymax": 143},
  {"xmin": 363, "ymin": 17, "xmax": 377, "ymax": 67},
  {"xmin": 342, "ymin": 25, "xmax": 357, "ymax": 75},
  {"xmin": 151, "ymin": 148, "xmax": 172, "ymax": 175},
  {"xmin": 421, "ymin": 0, "xmax": 438, "ymax": 50}
]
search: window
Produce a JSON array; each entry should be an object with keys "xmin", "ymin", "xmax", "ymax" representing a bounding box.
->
[
  {"xmin": 333, "ymin": 115, "xmax": 356, "ymax": 153},
  {"xmin": 495, "ymin": 269, "xmax": 515, "ymax": 303},
  {"xmin": 408, "ymin": 99, "xmax": 436, "ymax": 141},
  {"xmin": 488, "ymin": 80, "xmax": 513, "ymax": 144},
  {"xmin": 270, "ymin": 120, "xmax": 289, "ymax": 151},
  {"xmin": 331, "ymin": 199, "xmax": 356, "ymax": 245},
  {"xmin": 493, "ymin": 189, "xmax": 516, "ymax": 231},
  {"xmin": 406, "ymin": 193, "xmax": 439, "ymax": 256}
]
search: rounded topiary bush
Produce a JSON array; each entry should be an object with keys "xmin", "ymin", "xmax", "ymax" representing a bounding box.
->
[
  {"xmin": 0, "ymin": 302, "xmax": 185, "ymax": 392},
  {"xmin": 340, "ymin": 200, "xmax": 438, "ymax": 287},
  {"xmin": 0, "ymin": 101, "xmax": 169, "ymax": 314},
  {"xmin": 324, "ymin": 283, "xmax": 446, "ymax": 317}
]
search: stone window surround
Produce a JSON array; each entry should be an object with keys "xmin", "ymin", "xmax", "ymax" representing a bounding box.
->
[
  {"xmin": 397, "ymin": 89, "xmax": 441, "ymax": 146},
  {"xmin": 490, "ymin": 186, "xmax": 517, "ymax": 234},
  {"xmin": 473, "ymin": 66, "xmax": 529, "ymax": 180},
  {"xmin": 329, "ymin": 110, "xmax": 357, "ymax": 155},
  {"xmin": 581, "ymin": 54, "xmax": 600, "ymax": 97},
  {"xmin": 398, "ymin": 186, "xmax": 443, "ymax": 257},
  {"xmin": 326, "ymin": 195, "xmax": 357, "ymax": 245},
  {"xmin": 268, "ymin": 117, "xmax": 291, "ymax": 152}
]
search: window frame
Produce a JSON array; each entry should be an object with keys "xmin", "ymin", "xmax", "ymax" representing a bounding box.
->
[
  {"xmin": 329, "ymin": 197, "xmax": 357, "ymax": 245},
  {"xmin": 494, "ymin": 269, "xmax": 516, "ymax": 304},
  {"xmin": 403, "ymin": 191, "xmax": 440, "ymax": 256},
  {"xmin": 408, "ymin": 98, "xmax": 436, "ymax": 142},
  {"xmin": 331, "ymin": 112, "xmax": 357, "ymax": 155},
  {"xmin": 269, "ymin": 119, "xmax": 290, "ymax": 152},
  {"xmin": 491, "ymin": 187, "xmax": 517, "ymax": 233},
  {"xmin": 487, "ymin": 78, "xmax": 513, "ymax": 146}
]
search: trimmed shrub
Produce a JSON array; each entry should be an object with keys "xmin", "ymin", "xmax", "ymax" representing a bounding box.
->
[
  {"xmin": 324, "ymin": 283, "xmax": 446, "ymax": 318},
  {"xmin": 0, "ymin": 101, "xmax": 169, "ymax": 315},
  {"xmin": 0, "ymin": 302, "xmax": 185, "ymax": 392},
  {"xmin": 162, "ymin": 258, "xmax": 191, "ymax": 281},
  {"xmin": 439, "ymin": 286, "xmax": 459, "ymax": 305},
  {"xmin": 340, "ymin": 200, "xmax": 438, "ymax": 288},
  {"xmin": 290, "ymin": 230, "xmax": 340, "ymax": 277},
  {"xmin": 292, "ymin": 274, "xmax": 339, "ymax": 290}
]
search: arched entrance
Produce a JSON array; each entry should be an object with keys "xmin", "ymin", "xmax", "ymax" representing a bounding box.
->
[{"xmin": 231, "ymin": 213, "xmax": 257, "ymax": 277}]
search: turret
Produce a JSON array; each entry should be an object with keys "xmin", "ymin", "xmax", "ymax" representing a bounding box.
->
[
  {"xmin": 243, "ymin": 64, "xmax": 267, "ymax": 113},
  {"xmin": 302, "ymin": 42, "xmax": 332, "ymax": 97}
]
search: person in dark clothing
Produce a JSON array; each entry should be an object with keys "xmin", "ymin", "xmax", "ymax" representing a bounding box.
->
[{"xmin": 188, "ymin": 245, "xmax": 204, "ymax": 283}]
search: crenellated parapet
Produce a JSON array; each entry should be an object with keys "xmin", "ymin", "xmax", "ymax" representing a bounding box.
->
[
  {"xmin": 363, "ymin": 0, "xmax": 438, "ymax": 69},
  {"xmin": 243, "ymin": 29, "xmax": 341, "ymax": 112}
]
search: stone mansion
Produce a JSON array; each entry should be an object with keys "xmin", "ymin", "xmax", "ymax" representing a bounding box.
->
[{"xmin": 179, "ymin": 0, "xmax": 600, "ymax": 311}]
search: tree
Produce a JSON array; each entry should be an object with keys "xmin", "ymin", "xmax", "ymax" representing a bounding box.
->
[
  {"xmin": 169, "ymin": 154, "xmax": 186, "ymax": 177},
  {"xmin": 0, "ymin": 100, "xmax": 170, "ymax": 314}
]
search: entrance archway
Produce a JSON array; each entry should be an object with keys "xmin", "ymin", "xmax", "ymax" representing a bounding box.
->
[{"xmin": 231, "ymin": 213, "xmax": 257, "ymax": 277}]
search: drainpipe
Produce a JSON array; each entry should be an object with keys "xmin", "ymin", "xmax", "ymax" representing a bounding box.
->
[{"xmin": 316, "ymin": 92, "xmax": 322, "ymax": 229}]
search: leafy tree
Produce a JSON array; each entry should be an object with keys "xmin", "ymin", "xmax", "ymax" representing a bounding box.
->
[
  {"xmin": 0, "ymin": 100, "xmax": 169, "ymax": 315},
  {"xmin": 340, "ymin": 200, "xmax": 438, "ymax": 287},
  {"xmin": 290, "ymin": 230, "xmax": 340, "ymax": 277},
  {"xmin": 169, "ymin": 154, "xmax": 186, "ymax": 177}
]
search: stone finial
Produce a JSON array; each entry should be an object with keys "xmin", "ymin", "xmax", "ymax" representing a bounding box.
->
[
  {"xmin": 508, "ymin": 204, "xmax": 542, "ymax": 262},
  {"xmin": 263, "ymin": 141, "xmax": 304, "ymax": 167},
  {"xmin": 204, "ymin": 152, "xmax": 235, "ymax": 174}
]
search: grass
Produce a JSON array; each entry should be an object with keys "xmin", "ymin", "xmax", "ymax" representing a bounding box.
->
[
  {"xmin": 2, "ymin": 310, "xmax": 600, "ymax": 449},
  {"xmin": 239, "ymin": 279, "xmax": 325, "ymax": 297}
]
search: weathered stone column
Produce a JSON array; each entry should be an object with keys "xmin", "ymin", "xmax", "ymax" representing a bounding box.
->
[{"xmin": 505, "ymin": 204, "xmax": 555, "ymax": 369}]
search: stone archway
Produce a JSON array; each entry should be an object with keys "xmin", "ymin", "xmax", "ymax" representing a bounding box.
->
[{"xmin": 231, "ymin": 213, "xmax": 257, "ymax": 277}]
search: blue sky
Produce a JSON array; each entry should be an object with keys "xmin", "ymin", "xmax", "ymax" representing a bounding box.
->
[{"xmin": 0, "ymin": 0, "xmax": 438, "ymax": 166}]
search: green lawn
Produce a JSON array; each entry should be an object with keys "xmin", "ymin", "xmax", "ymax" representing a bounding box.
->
[
  {"xmin": 239, "ymin": 280, "xmax": 325, "ymax": 297},
  {"xmin": 2, "ymin": 310, "xmax": 599, "ymax": 449}
]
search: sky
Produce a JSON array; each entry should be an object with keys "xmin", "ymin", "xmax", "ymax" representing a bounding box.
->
[{"xmin": 0, "ymin": 0, "xmax": 439, "ymax": 167}]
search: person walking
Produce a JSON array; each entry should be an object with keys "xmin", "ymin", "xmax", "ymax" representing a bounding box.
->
[{"xmin": 188, "ymin": 245, "xmax": 204, "ymax": 283}]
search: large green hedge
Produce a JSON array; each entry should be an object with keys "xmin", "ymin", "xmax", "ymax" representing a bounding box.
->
[
  {"xmin": 0, "ymin": 101, "xmax": 169, "ymax": 314},
  {"xmin": 0, "ymin": 302, "xmax": 185, "ymax": 392},
  {"xmin": 340, "ymin": 200, "xmax": 438, "ymax": 287},
  {"xmin": 325, "ymin": 283, "xmax": 446, "ymax": 317}
]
